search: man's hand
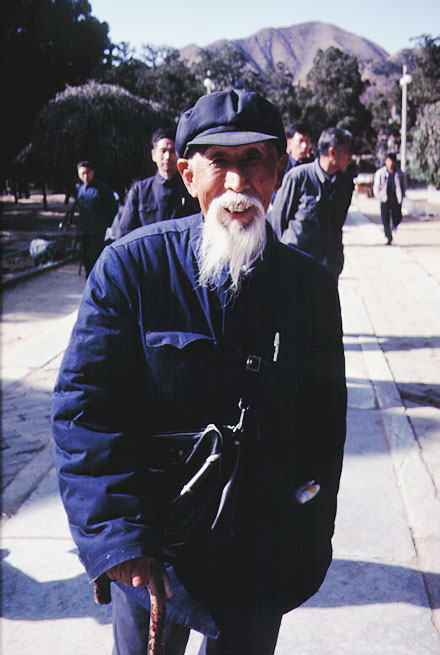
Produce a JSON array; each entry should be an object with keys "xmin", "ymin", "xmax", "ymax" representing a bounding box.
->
[{"xmin": 106, "ymin": 556, "xmax": 172, "ymax": 598}]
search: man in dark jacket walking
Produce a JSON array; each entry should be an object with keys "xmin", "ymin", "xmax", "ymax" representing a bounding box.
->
[
  {"xmin": 116, "ymin": 127, "xmax": 199, "ymax": 238},
  {"xmin": 53, "ymin": 91, "xmax": 347, "ymax": 654},
  {"xmin": 75, "ymin": 161, "xmax": 117, "ymax": 277}
]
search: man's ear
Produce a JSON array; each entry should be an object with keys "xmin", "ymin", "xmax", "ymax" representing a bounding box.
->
[
  {"xmin": 274, "ymin": 153, "xmax": 289, "ymax": 192},
  {"xmin": 327, "ymin": 146, "xmax": 337, "ymax": 161},
  {"xmin": 177, "ymin": 159, "xmax": 197, "ymax": 198}
]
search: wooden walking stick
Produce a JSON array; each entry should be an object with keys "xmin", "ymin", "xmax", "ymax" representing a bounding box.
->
[
  {"xmin": 148, "ymin": 583, "xmax": 167, "ymax": 655},
  {"xmin": 94, "ymin": 570, "xmax": 167, "ymax": 655}
]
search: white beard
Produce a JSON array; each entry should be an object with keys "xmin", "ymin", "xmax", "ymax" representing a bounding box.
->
[{"xmin": 197, "ymin": 191, "xmax": 267, "ymax": 293}]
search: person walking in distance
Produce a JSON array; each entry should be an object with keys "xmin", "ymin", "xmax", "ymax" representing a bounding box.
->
[
  {"xmin": 75, "ymin": 161, "xmax": 117, "ymax": 277},
  {"xmin": 373, "ymin": 152, "xmax": 406, "ymax": 245}
]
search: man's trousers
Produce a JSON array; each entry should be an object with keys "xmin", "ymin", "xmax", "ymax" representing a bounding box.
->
[
  {"xmin": 380, "ymin": 200, "xmax": 402, "ymax": 243},
  {"xmin": 112, "ymin": 583, "xmax": 282, "ymax": 655}
]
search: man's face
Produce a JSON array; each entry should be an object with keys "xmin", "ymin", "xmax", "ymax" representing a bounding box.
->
[
  {"xmin": 287, "ymin": 131, "xmax": 311, "ymax": 162},
  {"xmin": 178, "ymin": 141, "xmax": 287, "ymax": 292},
  {"xmin": 78, "ymin": 166, "xmax": 94, "ymax": 185},
  {"xmin": 333, "ymin": 138, "xmax": 353, "ymax": 172},
  {"xmin": 151, "ymin": 138, "xmax": 178, "ymax": 179},
  {"xmin": 385, "ymin": 157, "xmax": 396, "ymax": 173},
  {"xmin": 178, "ymin": 141, "xmax": 287, "ymax": 219}
]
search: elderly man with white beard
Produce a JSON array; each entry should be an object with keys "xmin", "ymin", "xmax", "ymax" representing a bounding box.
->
[{"xmin": 53, "ymin": 90, "xmax": 347, "ymax": 655}]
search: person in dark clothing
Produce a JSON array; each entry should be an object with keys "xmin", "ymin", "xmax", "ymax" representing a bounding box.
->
[
  {"xmin": 53, "ymin": 91, "xmax": 347, "ymax": 654},
  {"xmin": 285, "ymin": 121, "xmax": 314, "ymax": 171},
  {"xmin": 373, "ymin": 152, "xmax": 406, "ymax": 245},
  {"xmin": 75, "ymin": 161, "xmax": 117, "ymax": 277},
  {"xmin": 116, "ymin": 127, "xmax": 199, "ymax": 238},
  {"xmin": 271, "ymin": 127, "xmax": 354, "ymax": 279},
  {"xmin": 270, "ymin": 122, "xmax": 314, "ymax": 206}
]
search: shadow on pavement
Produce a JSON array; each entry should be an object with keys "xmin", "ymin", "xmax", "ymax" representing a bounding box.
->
[
  {"xmin": 0, "ymin": 548, "xmax": 112, "ymax": 624},
  {"xmin": 344, "ymin": 334, "xmax": 440, "ymax": 353},
  {"xmin": 1, "ymin": 263, "xmax": 84, "ymax": 322},
  {"xmin": 1, "ymin": 550, "xmax": 436, "ymax": 624},
  {"xmin": 304, "ymin": 558, "xmax": 437, "ymax": 609}
]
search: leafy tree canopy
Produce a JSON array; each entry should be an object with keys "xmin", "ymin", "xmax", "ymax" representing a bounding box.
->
[
  {"xmin": 408, "ymin": 35, "xmax": 440, "ymax": 108},
  {"xmin": 304, "ymin": 47, "xmax": 372, "ymax": 141},
  {"xmin": 28, "ymin": 82, "xmax": 160, "ymax": 195},
  {"xmin": 409, "ymin": 101, "xmax": 440, "ymax": 188},
  {"xmin": 2, "ymin": 0, "xmax": 111, "ymax": 182},
  {"xmin": 192, "ymin": 45, "xmax": 265, "ymax": 94}
]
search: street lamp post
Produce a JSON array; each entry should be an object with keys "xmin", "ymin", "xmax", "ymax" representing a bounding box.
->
[{"xmin": 399, "ymin": 65, "xmax": 412, "ymax": 174}]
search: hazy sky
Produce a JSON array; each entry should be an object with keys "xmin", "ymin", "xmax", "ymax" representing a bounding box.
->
[{"xmin": 90, "ymin": 0, "xmax": 439, "ymax": 56}]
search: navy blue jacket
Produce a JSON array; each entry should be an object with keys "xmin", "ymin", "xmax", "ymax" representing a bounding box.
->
[
  {"xmin": 271, "ymin": 159, "xmax": 354, "ymax": 277},
  {"xmin": 116, "ymin": 172, "xmax": 199, "ymax": 238},
  {"xmin": 76, "ymin": 180, "xmax": 117, "ymax": 237},
  {"xmin": 53, "ymin": 214, "xmax": 346, "ymax": 634}
]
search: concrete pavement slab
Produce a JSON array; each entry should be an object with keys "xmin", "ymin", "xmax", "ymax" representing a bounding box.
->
[
  {"xmin": 1, "ymin": 311, "xmax": 78, "ymax": 388},
  {"xmin": 341, "ymin": 209, "xmax": 440, "ymax": 637},
  {"xmin": 1, "ymin": 263, "xmax": 83, "ymax": 514}
]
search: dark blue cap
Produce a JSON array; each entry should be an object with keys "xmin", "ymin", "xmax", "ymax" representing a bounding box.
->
[{"xmin": 175, "ymin": 89, "xmax": 287, "ymax": 158}]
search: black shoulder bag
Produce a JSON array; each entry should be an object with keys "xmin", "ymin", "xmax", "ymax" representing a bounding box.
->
[{"xmin": 147, "ymin": 397, "xmax": 249, "ymax": 560}]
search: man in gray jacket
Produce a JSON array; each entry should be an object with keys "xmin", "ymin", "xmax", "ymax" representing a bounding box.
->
[
  {"xmin": 373, "ymin": 152, "xmax": 406, "ymax": 245},
  {"xmin": 271, "ymin": 127, "xmax": 353, "ymax": 278}
]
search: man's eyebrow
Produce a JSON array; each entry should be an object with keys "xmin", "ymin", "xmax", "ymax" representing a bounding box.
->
[{"xmin": 204, "ymin": 146, "xmax": 228, "ymax": 157}]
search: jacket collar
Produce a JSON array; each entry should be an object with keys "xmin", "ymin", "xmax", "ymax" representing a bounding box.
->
[{"xmin": 155, "ymin": 171, "xmax": 179, "ymax": 188}]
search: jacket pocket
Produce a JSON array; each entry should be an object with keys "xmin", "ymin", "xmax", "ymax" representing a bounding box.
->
[{"xmin": 143, "ymin": 331, "xmax": 218, "ymax": 429}]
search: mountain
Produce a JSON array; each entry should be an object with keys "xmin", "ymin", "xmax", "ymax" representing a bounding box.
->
[{"xmin": 180, "ymin": 21, "xmax": 412, "ymax": 100}]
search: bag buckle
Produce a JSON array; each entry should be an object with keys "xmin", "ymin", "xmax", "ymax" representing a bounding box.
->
[
  {"xmin": 233, "ymin": 399, "xmax": 249, "ymax": 434},
  {"xmin": 246, "ymin": 354, "xmax": 261, "ymax": 373}
]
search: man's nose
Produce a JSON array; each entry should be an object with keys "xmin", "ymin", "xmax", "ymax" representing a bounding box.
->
[{"xmin": 224, "ymin": 165, "xmax": 248, "ymax": 192}]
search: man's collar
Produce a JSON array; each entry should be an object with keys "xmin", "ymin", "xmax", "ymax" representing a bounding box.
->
[
  {"xmin": 155, "ymin": 171, "xmax": 178, "ymax": 186},
  {"xmin": 315, "ymin": 159, "xmax": 339, "ymax": 185}
]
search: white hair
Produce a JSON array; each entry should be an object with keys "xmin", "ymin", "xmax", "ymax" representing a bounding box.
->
[{"xmin": 197, "ymin": 190, "xmax": 266, "ymax": 294}]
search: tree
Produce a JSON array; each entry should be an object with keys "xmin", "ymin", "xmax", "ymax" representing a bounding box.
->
[
  {"xmin": 100, "ymin": 47, "xmax": 203, "ymax": 122},
  {"xmin": 192, "ymin": 45, "xmax": 264, "ymax": 94},
  {"xmin": 304, "ymin": 47, "xmax": 372, "ymax": 143},
  {"xmin": 409, "ymin": 101, "xmax": 440, "ymax": 188},
  {"xmin": 137, "ymin": 50, "xmax": 203, "ymax": 121},
  {"xmin": 260, "ymin": 62, "xmax": 303, "ymax": 126},
  {"xmin": 99, "ymin": 56, "xmax": 150, "ymax": 98},
  {"xmin": 139, "ymin": 44, "xmax": 176, "ymax": 69},
  {"xmin": 2, "ymin": 0, "xmax": 111, "ymax": 183},
  {"xmin": 368, "ymin": 92, "xmax": 401, "ymax": 138},
  {"xmin": 27, "ymin": 82, "xmax": 160, "ymax": 197},
  {"xmin": 111, "ymin": 41, "xmax": 137, "ymax": 64},
  {"xmin": 408, "ymin": 35, "xmax": 440, "ymax": 109}
]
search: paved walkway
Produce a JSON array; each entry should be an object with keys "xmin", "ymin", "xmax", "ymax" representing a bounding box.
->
[
  {"xmin": 1, "ymin": 263, "xmax": 85, "ymax": 510},
  {"xmin": 1, "ymin": 201, "xmax": 440, "ymax": 654}
]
